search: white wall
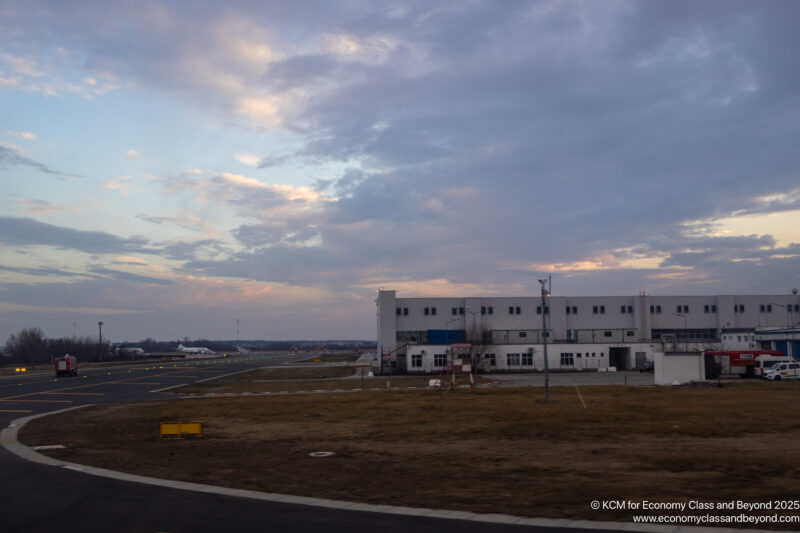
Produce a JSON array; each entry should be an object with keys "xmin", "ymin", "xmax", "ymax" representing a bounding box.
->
[
  {"xmin": 404, "ymin": 342, "xmax": 661, "ymax": 373},
  {"xmin": 654, "ymin": 353, "xmax": 706, "ymax": 385}
]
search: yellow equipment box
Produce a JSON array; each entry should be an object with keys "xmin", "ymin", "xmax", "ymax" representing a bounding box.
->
[{"xmin": 159, "ymin": 421, "xmax": 203, "ymax": 438}]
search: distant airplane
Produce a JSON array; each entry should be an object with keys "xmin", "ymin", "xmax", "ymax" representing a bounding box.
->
[
  {"xmin": 116, "ymin": 347, "xmax": 145, "ymax": 356},
  {"xmin": 177, "ymin": 343, "xmax": 214, "ymax": 354},
  {"xmin": 236, "ymin": 345, "xmax": 250, "ymax": 354}
]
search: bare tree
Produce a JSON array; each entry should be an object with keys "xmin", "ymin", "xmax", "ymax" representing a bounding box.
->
[
  {"xmin": 466, "ymin": 320, "xmax": 493, "ymax": 373},
  {"xmin": 6, "ymin": 327, "xmax": 49, "ymax": 365}
]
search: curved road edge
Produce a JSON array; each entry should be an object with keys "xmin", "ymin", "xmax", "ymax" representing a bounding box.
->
[{"xmin": 1, "ymin": 408, "xmax": 770, "ymax": 533}]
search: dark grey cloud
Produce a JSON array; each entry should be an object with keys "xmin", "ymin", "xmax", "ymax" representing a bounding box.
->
[
  {"xmin": 0, "ymin": 264, "xmax": 91, "ymax": 279},
  {"xmin": 0, "ymin": 216, "xmax": 151, "ymax": 255},
  {"xmin": 88, "ymin": 266, "xmax": 174, "ymax": 286}
]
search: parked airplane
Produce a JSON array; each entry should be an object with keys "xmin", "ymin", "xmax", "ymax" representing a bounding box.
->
[
  {"xmin": 177, "ymin": 343, "xmax": 214, "ymax": 354},
  {"xmin": 116, "ymin": 347, "xmax": 145, "ymax": 356}
]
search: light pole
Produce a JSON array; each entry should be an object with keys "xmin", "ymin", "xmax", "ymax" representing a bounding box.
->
[
  {"xmin": 539, "ymin": 279, "xmax": 550, "ymax": 402},
  {"xmin": 445, "ymin": 316, "xmax": 461, "ymax": 347},
  {"xmin": 98, "ymin": 321, "xmax": 104, "ymax": 362},
  {"xmin": 670, "ymin": 313, "xmax": 687, "ymax": 352}
]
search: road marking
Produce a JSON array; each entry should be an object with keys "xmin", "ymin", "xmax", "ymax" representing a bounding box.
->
[
  {"xmin": 42, "ymin": 392, "xmax": 105, "ymax": 396},
  {"xmin": 0, "ymin": 409, "xmax": 33, "ymax": 413},
  {"xmin": 1, "ymin": 400, "xmax": 73, "ymax": 404},
  {"xmin": 113, "ymin": 382, "xmax": 162, "ymax": 386}
]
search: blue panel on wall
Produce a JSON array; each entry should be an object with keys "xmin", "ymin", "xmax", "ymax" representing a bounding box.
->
[
  {"xmin": 775, "ymin": 341, "xmax": 788, "ymax": 356},
  {"xmin": 427, "ymin": 329, "xmax": 466, "ymax": 345}
]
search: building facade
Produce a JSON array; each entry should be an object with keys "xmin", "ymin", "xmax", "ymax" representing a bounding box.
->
[{"xmin": 377, "ymin": 290, "xmax": 800, "ymax": 373}]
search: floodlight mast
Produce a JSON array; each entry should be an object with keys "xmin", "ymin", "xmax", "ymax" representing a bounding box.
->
[{"xmin": 539, "ymin": 278, "xmax": 550, "ymax": 402}]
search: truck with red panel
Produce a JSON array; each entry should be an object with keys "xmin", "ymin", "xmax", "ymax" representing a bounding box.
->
[
  {"xmin": 54, "ymin": 354, "xmax": 78, "ymax": 377},
  {"xmin": 703, "ymin": 350, "xmax": 784, "ymax": 378}
]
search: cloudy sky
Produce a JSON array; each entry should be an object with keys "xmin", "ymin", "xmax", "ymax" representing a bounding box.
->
[{"xmin": 1, "ymin": 1, "xmax": 799, "ymax": 343}]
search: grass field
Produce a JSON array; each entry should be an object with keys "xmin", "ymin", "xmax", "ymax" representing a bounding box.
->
[{"xmin": 19, "ymin": 378, "xmax": 800, "ymax": 527}]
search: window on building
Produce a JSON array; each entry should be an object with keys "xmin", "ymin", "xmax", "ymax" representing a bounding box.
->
[
  {"xmin": 509, "ymin": 306, "xmax": 514, "ymax": 314},
  {"xmin": 522, "ymin": 352, "xmax": 533, "ymax": 366},
  {"xmin": 712, "ymin": 304, "xmax": 717, "ymax": 312},
  {"xmin": 432, "ymin": 307, "xmax": 437, "ymax": 315},
  {"xmin": 572, "ymin": 306, "xmax": 578, "ymax": 314},
  {"xmin": 411, "ymin": 354, "xmax": 422, "ymax": 368},
  {"xmin": 739, "ymin": 305, "xmax": 745, "ymax": 313},
  {"xmin": 506, "ymin": 353, "xmax": 520, "ymax": 366},
  {"xmin": 593, "ymin": 305, "xmax": 598, "ymax": 314},
  {"xmin": 403, "ymin": 307, "xmax": 409, "ymax": 316},
  {"xmin": 627, "ymin": 331, "xmax": 635, "ymax": 337},
  {"xmin": 760, "ymin": 304, "xmax": 765, "ymax": 312},
  {"xmin": 434, "ymin": 353, "xmax": 447, "ymax": 367},
  {"xmin": 621, "ymin": 306, "xmax": 626, "ymax": 314},
  {"xmin": 481, "ymin": 306, "xmax": 486, "ymax": 315},
  {"xmin": 560, "ymin": 353, "xmax": 574, "ymax": 366},
  {"xmin": 795, "ymin": 305, "xmax": 799, "ymax": 312},
  {"xmin": 516, "ymin": 306, "xmax": 521, "ymax": 314},
  {"xmin": 566, "ymin": 306, "xmax": 571, "ymax": 314},
  {"xmin": 424, "ymin": 307, "xmax": 429, "ymax": 316},
  {"xmin": 452, "ymin": 307, "xmax": 457, "ymax": 316},
  {"xmin": 486, "ymin": 353, "xmax": 496, "ymax": 366},
  {"xmin": 576, "ymin": 353, "xmax": 582, "ymax": 358},
  {"xmin": 459, "ymin": 307, "xmax": 464, "ymax": 315},
  {"xmin": 656, "ymin": 305, "xmax": 661, "ymax": 313},
  {"xmin": 628, "ymin": 305, "xmax": 633, "ymax": 313},
  {"xmin": 519, "ymin": 331, "xmax": 527, "ymax": 338},
  {"xmin": 767, "ymin": 304, "xmax": 772, "ymax": 312},
  {"xmin": 600, "ymin": 305, "xmax": 605, "ymax": 313},
  {"xmin": 488, "ymin": 306, "xmax": 494, "ymax": 315},
  {"xmin": 396, "ymin": 308, "xmax": 401, "ymax": 316}
]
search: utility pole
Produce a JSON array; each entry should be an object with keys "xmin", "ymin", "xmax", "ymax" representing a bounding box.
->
[
  {"xmin": 98, "ymin": 321, "xmax": 104, "ymax": 362},
  {"xmin": 539, "ymin": 278, "xmax": 550, "ymax": 402}
]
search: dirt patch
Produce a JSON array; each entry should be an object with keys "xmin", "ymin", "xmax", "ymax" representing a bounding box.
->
[{"xmin": 19, "ymin": 382, "xmax": 800, "ymax": 528}]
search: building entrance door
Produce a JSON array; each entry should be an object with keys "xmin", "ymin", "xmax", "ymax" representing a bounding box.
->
[{"xmin": 609, "ymin": 347, "xmax": 630, "ymax": 370}]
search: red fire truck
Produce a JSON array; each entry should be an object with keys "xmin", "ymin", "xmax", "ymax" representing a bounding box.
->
[{"xmin": 54, "ymin": 355, "xmax": 78, "ymax": 377}]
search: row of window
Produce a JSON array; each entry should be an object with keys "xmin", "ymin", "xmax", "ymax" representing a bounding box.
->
[
  {"xmin": 412, "ymin": 352, "xmax": 605, "ymax": 368},
  {"xmin": 400, "ymin": 303, "xmax": 800, "ymax": 317}
]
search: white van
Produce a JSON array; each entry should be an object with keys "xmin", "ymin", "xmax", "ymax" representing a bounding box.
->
[{"xmin": 764, "ymin": 361, "xmax": 800, "ymax": 381}]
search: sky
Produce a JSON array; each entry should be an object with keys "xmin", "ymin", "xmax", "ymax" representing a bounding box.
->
[{"xmin": 1, "ymin": 0, "xmax": 799, "ymax": 343}]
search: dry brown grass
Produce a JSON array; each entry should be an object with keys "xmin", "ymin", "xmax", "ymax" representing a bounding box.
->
[
  {"xmin": 176, "ymin": 368, "xmax": 480, "ymax": 394},
  {"xmin": 20, "ymin": 381, "xmax": 800, "ymax": 527}
]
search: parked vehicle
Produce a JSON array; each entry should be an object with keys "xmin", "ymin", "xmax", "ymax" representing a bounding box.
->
[
  {"xmin": 54, "ymin": 354, "xmax": 78, "ymax": 377},
  {"xmin": 703, "ymin": 350, "xmax": 785, "ymax": 378},
  {"xmin": 754, "ymin": 354, "xmax": 794, "ymax": 377},
  {"xmin": 639, "ymin": 361, "xmax": 654, "ymax": 373},
  {"xmin": 764, "ymin": 361, "xmax": 800, "ymax": 381}
]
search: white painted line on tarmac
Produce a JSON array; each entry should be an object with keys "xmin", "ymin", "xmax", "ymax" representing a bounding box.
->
[{"xmin": 1, "ymin": 408, "xmax": 778, "ymax": 533}]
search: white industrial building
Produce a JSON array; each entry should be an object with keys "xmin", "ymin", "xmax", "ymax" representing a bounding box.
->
[{"xmin": 376, "ymin": 290, "xmax": 800, "ymax": 374}]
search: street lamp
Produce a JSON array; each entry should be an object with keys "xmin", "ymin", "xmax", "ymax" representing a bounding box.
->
[
  {"xmin": 670, "ymin": 313, "xmax": 687, "ymax": 352},
  {"xmin": 98, "ymin": 321, "xmax": 104, "ymax": 362},
  {"xmin": 539, "ymin": 279, "xmax": 550, "ymax": 402}
]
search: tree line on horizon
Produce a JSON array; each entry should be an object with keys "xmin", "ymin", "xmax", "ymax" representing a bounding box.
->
[{"xmin": 2, "ymin": 328, "xmax": 376, "ymax": 365}]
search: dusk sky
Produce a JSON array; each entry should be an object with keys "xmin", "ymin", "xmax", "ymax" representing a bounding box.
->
[{"xmin": 2, "ymin": 1, "xmax": 799, "ymax": 343}]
